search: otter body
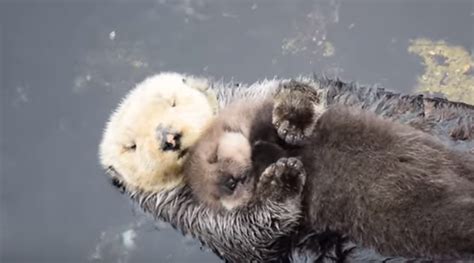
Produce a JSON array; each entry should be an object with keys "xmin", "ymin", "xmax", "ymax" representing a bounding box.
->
[
  {"xmin": 183, "ymin": 81, "xmax": 474, "ymax": 260},
  {"xmin": 100, "ymin": 73, "xmax": 474, "ymax": 262}
]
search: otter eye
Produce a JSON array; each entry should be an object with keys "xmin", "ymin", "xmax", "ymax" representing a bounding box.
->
[
  {"xmin": 124, "ymin": 143, "xmax": 137, "ymax": 151},
  {"xmin": 167, "ymin": 98, "xmax": 176, "ymax": 107},
  {"xmin": 223, "ymin": 177, "xmax": 237, "ymax": 192}
]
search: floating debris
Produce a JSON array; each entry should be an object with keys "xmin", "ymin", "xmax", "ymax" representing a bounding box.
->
[
  {"xmin": 222, "ymin": 12, "xmax": 237, "ymax": 18},
  {"xmin": 281, "ymin": 0, "xmax": 339, "ymax": 57},
  {"xmin": 322, "ymin": 41, "xmax": 335, "ymax": 57},
  {"xmin": 130, "ymin": 60, "xmax": 148, "ymax": 69},
  {"xmin": 409, "ymin": 38, "xmax": 474, "ymax": 104},
  {"xmin": 73, "ymin": 74, "xmax": 92, "ymax": 93},
  {"xmin": 15, "ymin": 85, "xmax": 29, "ymax": 104},
  {"xmin": 282, "ymin": 37, "xmax": 307, "ymax": 54},
  {"xmin": 109, "ymin": 31, "xmax": 116, "ymax": 41},
  {"xmin": 122, "ymin": 229, "xmax": 137, "ymax": 250},
  {"xmin": 89, "ymin": 219, "xmax": 147, "ymax": 263}
]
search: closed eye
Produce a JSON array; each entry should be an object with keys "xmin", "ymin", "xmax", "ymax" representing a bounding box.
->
[
  {"xmin": 221, "ymin": 176, "xmax": 237, "ymax": 194},
  {"xmin": 124, "ymin": 143, "xmax": 137, "ymax": 151},
  {"xmin": 218, "ymin": 172, "xmax": 249, "ymax": 195}
]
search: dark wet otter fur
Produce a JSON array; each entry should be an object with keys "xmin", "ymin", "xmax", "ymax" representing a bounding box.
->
[
  {"xmin": 215, "ymin": 76, "xmax": 473, "ymax": 153},
  {"xmin": 298, "ymin": 106, "xmax": 474, "ymax": 259},
  {"xmin": 183, "ymin": 81, "xmax": 474, "ymax": 260},
  {"xmin": 318, "ymin": 77, "xmax": 474, "ymax": 152},
  {"xmin": 130, "ymin": 184, "xmax": 302, "ymax": 262},
  {"xmin": 109, "ymin": 76, "xmax": 474, "ymax": 262}
]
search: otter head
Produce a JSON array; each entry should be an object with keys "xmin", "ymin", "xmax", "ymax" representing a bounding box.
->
[
  {"xmin": 214, "ymin": 132, "xmax": 255, "ymax": 210},
  {"xmin": 99, "ymin": 72, "xmax": 217, "ymax": 193},
  {"xmin": 185, "ymin": 131, "xmax": 258, "ymax": 211}
]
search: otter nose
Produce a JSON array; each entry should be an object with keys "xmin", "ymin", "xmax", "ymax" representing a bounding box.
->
[{"xmin": 156, "ymin": 125, "xmax": 182, "ymax": 151}]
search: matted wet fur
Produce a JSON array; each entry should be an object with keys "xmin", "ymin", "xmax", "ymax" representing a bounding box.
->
[
  {"xmin": 102, "ymin": 73, "xmax": 474, "ymax": 263},
  {"xmin": 183, "ymin": 80, "xmax": 474, "ymax": 260}
]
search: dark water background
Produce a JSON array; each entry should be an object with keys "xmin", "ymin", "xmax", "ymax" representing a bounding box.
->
[{"xmin": 1, "ymin": 0, "xmax": 473, "ymax": 262}]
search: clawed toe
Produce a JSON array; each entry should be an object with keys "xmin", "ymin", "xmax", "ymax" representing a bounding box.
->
[
  {"xmin": 273, "ymin": 117, "xmax": 311, "ymax": 146},
  {"xmin": 257, "ymin": 157, "xmax": 307, "ymax": 199}
]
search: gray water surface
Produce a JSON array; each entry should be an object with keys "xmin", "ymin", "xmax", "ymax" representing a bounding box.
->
[{"xmin": 1, "ymin": 0, "xmax": 473, "ymax": 262}]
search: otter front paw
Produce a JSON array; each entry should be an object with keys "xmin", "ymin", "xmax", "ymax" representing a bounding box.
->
[
  {"xmin": 272, "ymin": 81, "xmax": 323, "ymax": 145},
  {"xmin": 257, "ymin": 157, "xmax": 306, "ymax": 201}
]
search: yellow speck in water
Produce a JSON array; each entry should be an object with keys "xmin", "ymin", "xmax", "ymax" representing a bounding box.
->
[
  {"xmin": 322, "ymin": 41, "xmax": 335, "ymax": 57},
  {"xmin": 409, "ymin": 38, "xmax": 474, "ymax": 104}
]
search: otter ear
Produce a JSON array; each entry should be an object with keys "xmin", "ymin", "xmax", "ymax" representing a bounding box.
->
[{"xmin": 185, "ymin": 76, "xmax": 210, "ymax": 92}]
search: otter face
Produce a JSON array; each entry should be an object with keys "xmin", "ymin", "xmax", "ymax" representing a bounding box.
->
[
  {"xmin": 214, "ymin": 132, "xmax": 254, "ymax": 210},
  {"xmin": 99, "ymin": 72, "xmax": 216, "ymax": 193},
  {"xmin": 185, "ymin": 131, "xmax": 258, "ymax": 210}
]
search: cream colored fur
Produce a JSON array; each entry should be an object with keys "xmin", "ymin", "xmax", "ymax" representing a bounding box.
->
[
  {"xmin": 217, "ymin": 132, "xmax": 251, "ymax": 165},
  {"xmin": 99, "ymin": 72, "xmax": 217, "ymax": 192}
]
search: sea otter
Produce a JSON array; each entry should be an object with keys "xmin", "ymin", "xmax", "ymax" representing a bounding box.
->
[
  {"xmin": 183, "ymin": 80, "xmax": 474, "ymax": 260},
  {"xmin": 100, "ymin": 72, "xmax": 474, "ymax": 262}
]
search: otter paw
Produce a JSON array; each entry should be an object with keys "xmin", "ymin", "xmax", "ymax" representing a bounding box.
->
[
  {"xmin": 257, "ymin": 157, "xmax": 306, "ymax": 199},
  {"xmin": 272, "ymin": 82, "xmax": 322, "ymax": 145},
  {"xmin": 272, "ymin": 117, "xmax": 314, "ymax": 146}
]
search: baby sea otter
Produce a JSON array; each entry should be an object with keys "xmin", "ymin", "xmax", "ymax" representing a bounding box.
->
[{"xmin": 183, "ymin": 81, "xmax": 474, "ymax": 260}]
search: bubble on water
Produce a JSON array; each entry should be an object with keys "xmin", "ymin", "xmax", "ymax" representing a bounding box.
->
[
  {"xmin": 122, "ymin": 229, "xmax": 137, "ymax": 250},
  {"xmin": 109, "ymin": 31, "xmax": 116, "ymax": 41}
]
